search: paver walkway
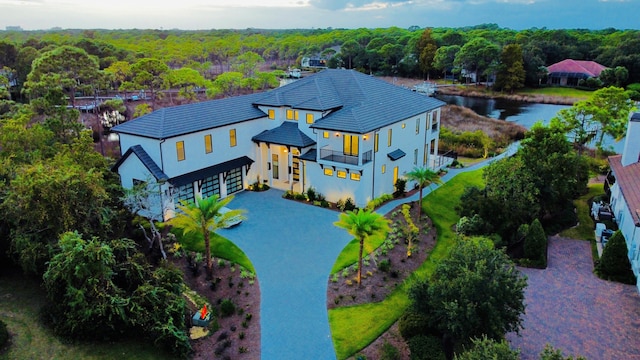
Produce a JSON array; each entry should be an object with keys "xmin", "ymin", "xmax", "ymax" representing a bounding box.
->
[
  {"xmin": 507, "ymin": 236, "xmax": 640, "ymax": 359},
  {"xmin": 219, "ymin": 142, "xmax": 520, "ymax": 359}
]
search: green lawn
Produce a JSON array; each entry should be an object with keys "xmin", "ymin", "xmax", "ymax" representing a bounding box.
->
[
  {"xmin": 560, "ymin": 183, "xmax": 605, "ymax": 241},
  {"xmin": 175, "ymin": 231, "xmax": 255, "ymax": 273},
  {"xmin": 329, "ymin": 170, "xmax": 485, "ymax": 359},
  {"xmin": 0, "ymin": 271, "xmax": 174, "ymax": 360},
  {"xmin": 517, "ymin": 86, "xmax": 593, "ymax": 99}
]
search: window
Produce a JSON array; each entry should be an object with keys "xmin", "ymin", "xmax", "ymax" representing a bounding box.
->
[
  {"xmin": 176, "ymin": 141, "xmax": 185, "ymax": 161},
  {"xmin": 350, "ymin": 173, "xmax": 361, "ymax": 181},
  {"xmin": 374, "ymin": 133, "xmax": 379, "ymax": 153},
  {"xmin": 272, "ymin": 154, "xmax": 279, "ymax": 179},
  {"xmin": 204, "ymin": 134, "xmax": 213, "ymax": 153},
  {"xmin": 286, "ymin": 109, "xmax": 294, "ymax": 120},
  {"xmin": 423, "ymin": 144, "xmax": 428, "ymax": 166},
  {"xmin": 229, "ymin": 129, "xmax": 237, "ymax": 147},
  {"xmin": 294, "ymin": 110, "xmax": 299, "ymax": 121},
  {"xmin": 306, "ymin": 113, "xmax": 314, "ymax": 124},
  {"xmin": 414, "ymin": 148, "xmax": 418, "ymax": 165},
  {"xmin": 381, "ymin": 164, "xmax": 386, "ymax": 174},
  {"xmin": 388, "ymin": 129, "xmax": 392, "ymax": 147},
  {"xmin": 268, "ymin": 109, "xmax": 275, "ymax": 119},
  {"xmin": 343, "ymin": 134, "xmax": 359, "ymax": 156},
  {"xmin": 337, "ymin": 170, "xmax": 347, "ymax": 179},
  {"xmin": 323, "ymin": 131, "xmax": 329, "ymax": 139},
  {"xmin": 324, "ymin": 168, "xmax": 333, "ymax": 176},
  {"xmin": 393, "ymin": 166, "xmax": 399, "ymax": 185},
  {"xmin": 416, "ymin": 118, "xmax": 420, "ymax": 134}
]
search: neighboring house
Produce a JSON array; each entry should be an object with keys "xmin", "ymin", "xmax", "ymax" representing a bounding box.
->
[
  {"xmin": 112, "ymin": 69, "xmax": 445, "ymax": 220},
  {"xmin": 607, "ymin": 112, "xmax": 640, "ymax": 292},
  {"xmin": 546, "ymin": 59, "xmax": 607, "ymax": 87}
]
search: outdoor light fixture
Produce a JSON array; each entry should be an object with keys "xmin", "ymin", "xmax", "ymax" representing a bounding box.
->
[
  {"xmin": 363, "ymin": 135, "xmax": 368, "ymax": 140},
  {"xmin": 335, "ymin": 132, "xmax": 340, "ymax": 137}
]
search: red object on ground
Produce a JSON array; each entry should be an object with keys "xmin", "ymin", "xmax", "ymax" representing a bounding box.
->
[{"xmin": 200, "ymin": 304, "xmax": 208, "ymax": 319}]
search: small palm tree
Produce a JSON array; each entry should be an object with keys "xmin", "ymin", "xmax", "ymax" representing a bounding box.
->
[
  {"xmin": 406, "ymin": 167, "xmax": 442, "ymax": 220},
  {"xmin": 334, "ymin": 209, "xmax": 390, "ymax": 286},
  {"xmin": 169, "ymin": 194, "xmax": 245, "ymax": 279}
]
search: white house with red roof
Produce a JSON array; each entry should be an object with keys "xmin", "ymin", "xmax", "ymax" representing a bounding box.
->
[
  {"xmin": 608, "ymin": 112, "xmax": 640, "ymax": 291},
  {"xmin": 111, "ymin": 69, "xmax": 445, "ymax": 220},
  {"xmin": 547, "ymin": 59, "xmax": 607, "ymax": 87}
]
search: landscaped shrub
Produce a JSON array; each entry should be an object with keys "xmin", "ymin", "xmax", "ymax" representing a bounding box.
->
[
  {"xmin": 539, "ymin": 344, "xmax": 587, "ymax": 360},
  {"xmin": 398, "ymin": 311, "xmax": 432, "ymax": 340},
  {"xmin": 294, "ymin": 193, "xmax": 306, "ymax": 201},
  {"xmin": 0, "ymin": 319, "xmax": 9, "ymax": 348},
  {"xmin": 523, "ymin": 218, "xmax": 547, "ymax": 267},
  {"xmin": 596, "ymin": 230, "xmax": 636, "ymax": 284},
  {"xmin": 306, "ymin": 187, "xmax": 317, "ymax": 202},
  {"xmin": 394, "ymin": 178, "xmax": 407, "ymax": 197},
  {"xmin": 380, "ymin": 340, "xmax": 400, "ymax": 360},
  {"xmin": 378, "ymin": 259, "xmax": 391, "ymax": 273},
  {"xmin": 344, "ymin": 197, "xmax": 356, "ymax": 212},
  {"xmin": 219, "ymin": 298, "xmax": 236, "ymax": 317},
  {"xmin": 456, "ymin": 336, "xmax": 519, "ymax": 360},
  {"xmin": 408, "ymin": 335, "xmax": 446, "ymax": 360},
  {"xmin": 366, "ymin": 193, "xmax": 394, "ymax": 210},
  {"xmin": 456, "ymin": 214, "xmax": 490, "ymax": 236}
]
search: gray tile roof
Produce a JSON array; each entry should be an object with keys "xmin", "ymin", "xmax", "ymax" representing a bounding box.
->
[
  {"xmin": 112, "ymin": 145, "xmax": 169, "ymax": 181},
  {"xmin": 299, "ymin": 149, "xmax": 317, "ymax": 162},
  {"xmin": 387, "ymin": 149, "xmax": 406, "ymax": 161},
  {"xmin": 252, "ymin": 122, "xmax": 315, "ymax": 148},
  {"xmin": 111, "ymin": 93, "xmax": 267, "ymax": 139},
  {"xmin": 111, "ymin": 69, "xmax": 444, "ymax": 139}
]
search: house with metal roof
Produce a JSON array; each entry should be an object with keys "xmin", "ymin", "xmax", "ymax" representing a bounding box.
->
[
  {"xmin": 546, "ymin": 59, "xmax": 607, "ymax": 87},
  {"xmin": 607, "ymin": 112, "xmax": 640, "ymax": 292},
  {"xmin": 112, "ymin": 69, "xmax": 445, "ymax": 220}
]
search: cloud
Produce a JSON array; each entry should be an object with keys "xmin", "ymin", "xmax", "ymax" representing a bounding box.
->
[{"xmin": 309, "ymin": 0, "xmax": 410, "ymax": 11}]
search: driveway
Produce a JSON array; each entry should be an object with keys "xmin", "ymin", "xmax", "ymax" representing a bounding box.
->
[
  {"xmin": 507, "ymin": 236, "xmax": 640, "ymax": 359},
  {"xmin": 219, "ymin": 189, "xmax": 351, "ymax": 360}
]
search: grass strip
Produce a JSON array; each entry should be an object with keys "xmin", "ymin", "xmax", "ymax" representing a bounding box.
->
[
  {"xmin": 329, "ymin": 170, "xmax": 484, "ymax": 359},
  {"xmin": 559, "ymin": 183, "xmax": 604, "ymax": 241},
  {"xmin": 175, "ymin": 231, "xmax": 255, "ymax": 273}
]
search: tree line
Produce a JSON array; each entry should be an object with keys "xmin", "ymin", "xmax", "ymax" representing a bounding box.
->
[{"xmin": 1, "ymin": 25, "xmax": 640, "ymax": 101}]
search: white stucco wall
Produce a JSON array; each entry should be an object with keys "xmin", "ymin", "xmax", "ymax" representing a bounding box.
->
[{"xmin": 610, "ymin": 182, "xmax": 640, "ymax": 291}]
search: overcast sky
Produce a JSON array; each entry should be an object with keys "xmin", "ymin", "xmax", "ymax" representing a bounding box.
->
[{"xmin": 1, "ymin": 0, "xmax": 638, "ymax": 31}]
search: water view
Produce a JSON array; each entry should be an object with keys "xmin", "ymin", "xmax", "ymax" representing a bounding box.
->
[{"xmin": 436, "ymin": 94, "xmax": 625, "ymax": 153}]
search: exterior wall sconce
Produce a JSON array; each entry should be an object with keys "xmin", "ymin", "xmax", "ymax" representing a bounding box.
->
[
  {"xmin": 335, "ymin": 132, "xmax": 340, "ymax": 137},
  {"xmin": 363, "ymin": 135, "xmax": 368, "ymax": 140}
]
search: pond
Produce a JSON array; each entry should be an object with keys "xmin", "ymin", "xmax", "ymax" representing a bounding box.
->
[{"xmin": 435, "ymin": 94, "xmax": 625, "ymax": 153}]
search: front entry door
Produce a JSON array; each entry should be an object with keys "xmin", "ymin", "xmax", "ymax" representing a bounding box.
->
[
  {"xmin": 272, "ymin": 154, "xmax": 279, "ymax": 179},
  {"xmin": 292, "ymin": 157, "xmax": 300, "ymax": 182}
]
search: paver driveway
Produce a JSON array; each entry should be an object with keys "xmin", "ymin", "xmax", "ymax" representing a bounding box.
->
[
  {"xmin": 219, "ymin": 189, "xmax": 351, "ymax": 359},
  {"xmin": 508, "ymin": 236, "xmax": 640, "ymax": 359}
]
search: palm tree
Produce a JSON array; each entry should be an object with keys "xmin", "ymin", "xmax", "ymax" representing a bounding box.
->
[
  {"xmin": 334, "ymin": 209, "xmax": 390, "ymax": 286},
  {"xmin": 406, "ymin": 167, "xmax": 442, "ymax": 221},
  {"xmin": 169, "ymin": 194, "xmax": 245, "ymax": 279}
]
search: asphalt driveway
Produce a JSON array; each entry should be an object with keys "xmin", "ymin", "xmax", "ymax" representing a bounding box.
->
[{"xmin": 219, "ymin": 189, "xmax": 351, "ymax": 360}]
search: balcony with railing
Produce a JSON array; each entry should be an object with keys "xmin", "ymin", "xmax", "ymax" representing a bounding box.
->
[{"xmin": 319, "ymin": 147, "xmax": 373, "ymax": 166}]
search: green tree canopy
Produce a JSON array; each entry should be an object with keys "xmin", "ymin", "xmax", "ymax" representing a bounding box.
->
[{"xmin": 408, "ymin": 238, "xmax": 527, "ymax": 346}]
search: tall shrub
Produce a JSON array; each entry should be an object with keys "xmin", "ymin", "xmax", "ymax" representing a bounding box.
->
[
  {"xmin": 596, "ymin": 230, "xmax": 636, "ymax": 284},
  {"xmin": 523, "ymin": 218, "xmax": 547, "ymax": 267}
]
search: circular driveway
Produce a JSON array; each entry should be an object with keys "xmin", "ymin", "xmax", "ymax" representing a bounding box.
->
[{"xmin": 219, "ymin": 189, "xmax": 351, "ymax": 360}]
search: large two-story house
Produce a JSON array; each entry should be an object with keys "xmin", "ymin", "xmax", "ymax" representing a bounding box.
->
[
  {"xmin": 607, "ymin": 112, "xmax": 640, "ymax": 292},
  {"xmin": 112, "ymin": 69, "xmax": 445, "ymax": 220}
]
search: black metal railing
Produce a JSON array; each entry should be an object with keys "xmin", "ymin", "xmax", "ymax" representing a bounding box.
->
[{"xmin": 320, "ymin": 148, "xmax": 359, "ymax": 165}]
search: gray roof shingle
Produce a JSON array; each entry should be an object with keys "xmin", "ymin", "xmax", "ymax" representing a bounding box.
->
[
  {"xmin": 112, "ymin": 145, "xmax": 169, "ymax": 181},
  {"xmin": 252, "ymin": 122, "xmax": 315, "ymax": 148},
  {"xmin": 111, "ymin": 93, "xmax": 267, "ymax": 139},
  {"xmin": 111, "ymin": 69, "xmax": 445, "ymax": 139}
]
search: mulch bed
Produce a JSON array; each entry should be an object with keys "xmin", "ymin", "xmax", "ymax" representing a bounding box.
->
[{"xmin": 172, "ymin": 255, "xmax": 261, "ymax": 360}]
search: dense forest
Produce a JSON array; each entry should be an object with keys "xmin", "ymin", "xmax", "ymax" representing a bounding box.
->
[{"xmin": 1, "ymin": 24, "xmax": 640, "ymax": 101}]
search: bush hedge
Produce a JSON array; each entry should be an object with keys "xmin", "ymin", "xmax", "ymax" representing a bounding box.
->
[{"xmin": 408, "ymin": 335, "xmax": 446, "ymax": 360}]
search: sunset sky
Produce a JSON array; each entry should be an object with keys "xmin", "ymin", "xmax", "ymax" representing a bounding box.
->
[{"xmin": 1, "ymin": 0, "xmax": 637, "ymax": 30}]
